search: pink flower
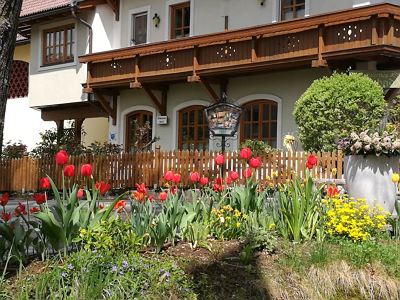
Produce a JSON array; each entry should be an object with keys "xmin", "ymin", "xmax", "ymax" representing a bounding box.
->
[
  {"xmin": 55, "ymin": 150, "xmax": 68, "ymax": 166},
  {"xmin": 240, "ymin": 147, "xmax": 252, "ymax": 160},
  {"xmin": 242, "ymin": 168, "xmax": 253, "ymax": 178},
  {"xmin": 164, "ymin": 171, "xmax": 174, "ymax": 181},
  {"xmin": 215, "ymin": 154, "xmax": 224, "ymax": 165},
  {"xmin": 63, "ymin": 165, "xmax": 75, "ymax": 177},
  {"xmin": 159, "ymin": 191, "xmax": 167, "ymax": 202},
  {"xmin": 39, "ymin": 177, "xmax": 50, "ymax": 190},
  {"xmin": 77, "ymin": 189, "xmax": 84, "ymax": 199},
  {"xmin": 199, "ymin": 177, "xmax": 209, "ymax": 186},
  {"xmin": 249, "ymin": 157, "xmax": 261, "ymax": 169},
  {"xmin": 189, "ymin": 172, "xmax": 200, "ymax": 183},
  {"xmin": 80, "ymin": 164, "xmax": 92, "ymax": 177}
]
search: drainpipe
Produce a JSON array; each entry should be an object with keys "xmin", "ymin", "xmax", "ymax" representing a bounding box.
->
[{"xmin": 70, "ymin": 0, "xmax": 93, "ymax": 54}]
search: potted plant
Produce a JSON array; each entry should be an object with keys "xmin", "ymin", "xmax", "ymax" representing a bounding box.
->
[{"xmin": 338, "ymin": 130, "xmax": 400, "ymax": 214}]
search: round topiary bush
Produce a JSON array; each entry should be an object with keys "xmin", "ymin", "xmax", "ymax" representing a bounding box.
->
[{"xmin": 293, "ymin": 72, "xmax": 385, "ymax": 152}]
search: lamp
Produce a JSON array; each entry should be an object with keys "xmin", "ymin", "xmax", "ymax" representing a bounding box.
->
[
  {"xmin": 204, "ymin": 93, "xmax": 242, "ymax": 153},
  {"xmin": 152, "ymin": 13, "xmax": 160, "ymax": 27}
]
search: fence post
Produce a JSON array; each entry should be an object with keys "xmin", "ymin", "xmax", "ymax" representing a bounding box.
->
[{"xmin": 154, "ymin": 145, "xmax": 161, "ymax": 188}]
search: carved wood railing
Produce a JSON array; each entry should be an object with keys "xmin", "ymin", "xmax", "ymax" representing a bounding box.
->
[{"xmin": 79, "ymin": 3, "xmax": 400, "ymax": 88}]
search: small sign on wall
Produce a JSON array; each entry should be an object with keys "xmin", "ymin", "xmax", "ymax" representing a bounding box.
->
[{"xmin": 157, "ymin": 116, "xmax": 168, "ymax": 125}]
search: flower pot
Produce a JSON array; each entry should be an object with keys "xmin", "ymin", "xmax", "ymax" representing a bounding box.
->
[{"xmin": 344, "ymin": 155, "xmax": 399, "ymax": 214}]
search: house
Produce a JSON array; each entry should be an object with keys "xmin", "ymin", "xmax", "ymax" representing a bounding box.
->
[
  {"xmin": 13, "ymin": 0, "xmax": 109, "ymax": 149},
  {"xmin": 22, "ymin": 0, "xmax": 400, "ymax": 152}
]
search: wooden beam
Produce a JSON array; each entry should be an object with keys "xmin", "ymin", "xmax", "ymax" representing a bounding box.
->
[
  {"xmin": 41, "ymin": 103, "xmax": 107, "ymax": 121},
  {"xmin": 385, "ymin": 88, "xmax": 399, "ymax": 101},
  {"xmin": 143, "ymin": 86, "xmax": 168, "ymax": 115},
  {"xmin": 95, "ymin": 92, "xmax": 117, "ymax": 125},
  {"xmin": 74, "ymin": 118, "xmax": 85, "ymax": 144},
  {"xmin": 202, "ymin": 80, "xmax": 219, "ymax": 102}
]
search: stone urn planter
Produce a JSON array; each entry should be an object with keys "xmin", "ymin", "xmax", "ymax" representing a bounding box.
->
[{"xmin": 344, "ymin": 155, "xmax": 399, "ymax": 214}]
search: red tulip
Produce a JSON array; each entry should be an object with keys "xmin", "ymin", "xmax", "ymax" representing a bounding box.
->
[
  {"xmin": 77, "ymin": 188, "xmax": 84, "ymax": 199},
  {"xmin": 169, "ymin": 186, "xmax": 177, "ymax": 195},
  {"xmin": 63, "ymin": 165, "xmax": 75, "ymax": 177},
  {"xmin": 14, "ymin": 202, "xmax": 27, "ymax": 216},
  {"xmin": 114, "ymin": 200, "xmax": 126, "ymax": 211},
  {"xmin": 306, "ymin": 154, "xmax": 317, "ymax": 170},
  {"xmin": 55, "ymin": 150, "xmax": 68, "ymax": 165},
  {"xmin": 240, "ymin": 147, "xmax": 252, "ymax": 160},
  {"xmin": 164, "ymin": 171, "xmax": 174, "ymax": 181},
  {"xmin": 249, "ymin": 157, "xmax": 261, "ymax": 169},
  {"xmin": 0, "ymin": 193, "xmax": 9, "ymax": 206},
  {"xmin": 327, "ymin": 185, "xmax": 339, "ymax": 198},
  {"xmin": 80, "ymin": 164, "xmax": 92, "ymax": 177},
  {"xmin": 39, "ymin": 177, "xmax": 50, "ymax": 190},
  {"xmin": 95, "ymin": 181, "xmax": 110, "ymax": 195},
  {"xmin": 33, "ymin": 193, "xmax": 46, "ymax": 205},
  {"xmin": 135, "ymin": 183, "xmax": 147, "ymax": 194},
  {"xmin": 172, "ymin": 173, "xmax": 181, "ymax": 184},
  {"xmin": 189, "ymin": 172, "xmax": 200, "ymax": 183},
  {"xmin": 229, "ymin": 171, "xmax": 239, "ymax": 181},
  {"xmin": 199, "ymin": 177, "xmax": 209, "ymax": 186},
  {"xmin": 215, "ymin": 154, "xmax": 224, "ymax": 165},
  {"xmin": 226, "ymin": 177, "xmax": 232, "ymax": 185},
  {"xmin": 1, "ymin": 212, "xmax": 11, "ymax": 222},
  {"xmin": 30, "ymin": 207, "xmax": 40, "ymax": 214},
  {"xmin": 159, "ymin": 191, "xmax": 167, "ymax": 202},
  {"xmin": 243, "ymin": 168, "xmax": 253, "ymax": 178}
]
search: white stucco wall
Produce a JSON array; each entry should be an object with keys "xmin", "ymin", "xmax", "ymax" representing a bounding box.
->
[
  {"xmin": 110, "ymin": 68, "xmax": 331, "ymax": 151},
  {"xmin": 4, "ymin": 98, "xmax": 54, "ymax": 150}
]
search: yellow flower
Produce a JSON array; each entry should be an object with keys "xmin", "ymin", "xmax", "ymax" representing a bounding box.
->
[
  {"xmin": 392, "ymin": 173, "xmax": 400, "ymax": 183},
  {"xmin": 272, "ymin": 171, "xmax": 278, "ymax": 178},
  {"xmin": 331, "ymin": 168, "xmax": 337, "ymax": 176},
  {"xmin": 220, "ymin": 217, "xmax": 225, "ymax": 223},
  {"xmin": 268, "ymin": 223, "xmax": 276, "ymax": 230},
  {"xmin": 236, "ymin": 222, "xmax": 241, "ymax": 228}
]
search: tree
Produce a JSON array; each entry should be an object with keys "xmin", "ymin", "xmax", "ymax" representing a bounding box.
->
[
  {"xmin": 293, "ymin": 72, "xmax": 385, "ymax": 152},
  {"xmin": 0, "ymin": 0, "xmax": 23, "ymax": 157}
]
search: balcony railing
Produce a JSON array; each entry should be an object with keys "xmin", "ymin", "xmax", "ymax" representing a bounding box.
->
[{"xmin": 79, "ymin": 3, "xmax": 400, "ymax": 88}]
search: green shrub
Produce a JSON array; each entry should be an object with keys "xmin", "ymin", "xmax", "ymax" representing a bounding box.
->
[
  {"xmin": 294, "ymin": 72, "xmax": 385, "ymax": 151},
  {"xmin": 75, "ymin": 218, "xmax": 142, "ymax": 255}
]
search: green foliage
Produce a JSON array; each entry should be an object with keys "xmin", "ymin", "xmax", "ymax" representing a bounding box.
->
[
  {"xmin": 274, "ymin": 174, "xmax": 323, "ymax": 242},
  {"xmin": 241, "ymin": 139, "xmax": 275, "ymax": 156},
  {"xmin": 85, "ymin": 141, "xmax": 122, "ymax": 155},
  {"xmin": 209, "ymin": 205, "xmax": 245, "ymax": 240},
  {"xmin": 6, "ymin": 251, "xmax": 196, "ymax": 300},
  {"xmin": 1, "ymin": 141, "xmax": 27, "ymax": 159},
  {"xmin": 294, "ymin": 72, "xmax": 385, "ymax": 151},
  {"xmin": 74, "ymin": 219, "xmax": 142, "ymax": 255}
]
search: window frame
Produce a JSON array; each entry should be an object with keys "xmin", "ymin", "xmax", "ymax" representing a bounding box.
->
[
  {"xmin": 170, "ymin": 1, "xmax": 191, "ymax": 40},
  {"xmin": 240, "ymin": 100, "xmax": 278, "ymax": 147},
  {"xmin": 41, "ymin": 24, "xmax": 75, "ymax": 67},
  {"xmin": 178, "ymin": 105, "xmax": 209, "ymax": 151},
  {"xmin": 125, "ymin": 110, "xmax": 154, "ymax": 153},
  {"xmin": 129, "ymin": 6, "xmax": 151, "ymax": 46},
  {"xmin": 280, "ymin": 0, "xmax": 306, "ymax": 21}
]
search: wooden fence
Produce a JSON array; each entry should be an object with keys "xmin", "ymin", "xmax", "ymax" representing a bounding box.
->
[{"xmin": 0, "ymin": 149, "xmax": 344, "ymax": 192}]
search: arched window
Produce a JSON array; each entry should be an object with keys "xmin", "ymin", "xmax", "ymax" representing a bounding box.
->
[
  {"xmin": 178, "ymin": 105, "xmax": 209, "ymax": 150},
  {"xmin": 125, "ymin": 110, "xmax": 153, "ymax": 152},
  {"xmin": 240, "ymin": 100, "xmax": 278, "ymax": 147}
]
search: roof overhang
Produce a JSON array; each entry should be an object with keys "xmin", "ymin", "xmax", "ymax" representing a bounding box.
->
[{"xmin": 39, "ymin": 101, "xmax": 108, "ymax": 121}]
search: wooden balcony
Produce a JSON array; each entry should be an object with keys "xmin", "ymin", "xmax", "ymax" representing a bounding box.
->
[{"xmin": 79, "ymin": 3, "xmax": 400, "ymax": 90}]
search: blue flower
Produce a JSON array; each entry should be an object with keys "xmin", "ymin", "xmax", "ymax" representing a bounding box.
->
[
  {"xmin": 111, "ymin": 265, "xmax": 117, "ymax": 272},
  {"xmin": 67, "ymin": 264, "xmax": 74, "ymax": 270},
  {"xmin": 61, "ymin": 272, "xmax": 66, "ymax": 278},
  {"xmin": 121, "ymin": 260, "xmax": 128, "ymax": 268},
  {"xmin": 119, "ymin": 270, "xmax": 124, "ymax": 276}
]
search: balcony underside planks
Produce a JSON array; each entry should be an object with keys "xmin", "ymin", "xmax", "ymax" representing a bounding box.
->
[{"xmin": 79, "ymin": 3, "xmax": 400, "ymax": 90}]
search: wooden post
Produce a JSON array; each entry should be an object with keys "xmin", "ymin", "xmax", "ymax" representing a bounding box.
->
[
  {"xmin": 154, "ymin": 145, "xmax": 161, "ymax": 187},
  {"xmin": 372, "ymin": 15, "xmax": 378, "ymax": 45},
  {"xmin": 56, "ymin": 120, "xmax": 64, "ymax": 145}
]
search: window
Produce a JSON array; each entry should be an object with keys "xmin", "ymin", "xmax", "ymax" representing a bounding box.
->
[
  {"xmin": 131, "ymin": 12, "xmax": 148, "ymax": 45},
  {"xmin": 178, "ymin": 106, "xmax": 209, "ymax": 150},
  {"xmin": 170, "ymin": 2, "xmax": 190, "ymax": 39},
  {"xmin": 125, "ymin": 111, "xmax": 153, "ymax": 152},
  {"xmin": 42, "ymin": 25, "xmax": 75, "ymax": 66},
  {"xmin": 240, "ymin": 100, "xmax": 278, "ymax": 147},
  {"xmin": 281, "ymin": 0, "xmax": 305, "ymax": 21}
]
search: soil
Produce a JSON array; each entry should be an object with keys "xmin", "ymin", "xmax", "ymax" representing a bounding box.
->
[{"xmin": 166, "ymin": 240, "xmax": 274, "ymax": 300}]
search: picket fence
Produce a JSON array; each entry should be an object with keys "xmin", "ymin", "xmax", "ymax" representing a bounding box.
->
[{"xmin": 0, "ymin": 147, "xmax": 344, "ymax": 192}]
